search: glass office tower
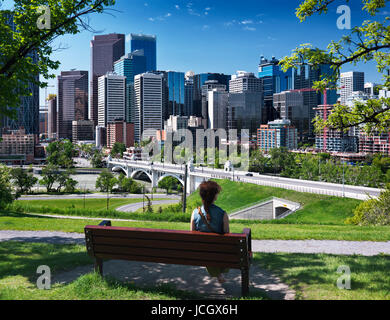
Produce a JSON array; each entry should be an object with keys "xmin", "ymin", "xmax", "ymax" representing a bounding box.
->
[
  {"xmin": 131, "ymin": 34, "xmax": 157, "ymax": 72},
  {"xmin": 114, "ymin": 51, "xmax": 147, "ymax": 123}
]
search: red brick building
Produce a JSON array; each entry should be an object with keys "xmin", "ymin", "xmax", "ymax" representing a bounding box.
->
[
  {"xmin": 107, "ymin": 121, "xmax": 134, "ymax": 149},
  {"xmin": 359, "ymin": 132, "xmax": 390, "ymax": 155}
]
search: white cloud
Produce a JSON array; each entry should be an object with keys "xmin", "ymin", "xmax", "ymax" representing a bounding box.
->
[
  {"xmin": 202, "ymin": 25, "xmax": 210, "ymax": 30},
  {"xmin": 175, "ymin": 4, "xmax": 180, "ymax": 10},
  {"xmin": 241, "ymin": 19, "xmax": 253, "ymax": 25},
  {"xmin": 148, "ymin": 17, "xmax": 155, "ymax": 21},
  {"xmin": 165, "ymin": 13, "xmax": 172, "ymax": 17},
  {"xmin": 205, "ymin": 7, "xmax": 211, "ymax": 11},
  {"xmin": 244, "ymin": 26, "xmax": 256, "ymax": 31}
]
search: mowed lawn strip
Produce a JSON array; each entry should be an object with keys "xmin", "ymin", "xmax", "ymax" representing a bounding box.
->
[
  {"xmin": 0, "ymin": 241, "xmax": 202, "ymax": 300},
  {"xmin": 1, "ymin": 212, "xmax": 390, "ymax": 242},
  {"xmin": 253, "ymin": 253, "xmax": 390, "ymax": 300}
]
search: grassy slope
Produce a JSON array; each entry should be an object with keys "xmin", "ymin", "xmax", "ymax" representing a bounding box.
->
[
  {"xmin": 2, "ymin": 212, "xmax": 390, "ymax": 241},
  {"xmin": 186, "ymin": 180, "xmax": 361, "ymax": 225},
  {"xmin": 254, "ymin": 253, "xmax": 390, "ymax": 300}
]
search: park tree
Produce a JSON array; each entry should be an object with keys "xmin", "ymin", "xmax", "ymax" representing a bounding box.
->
[
  {"xmin": 117, "ymin": 174, "xmax": 142, "ymax": 194},
  {"xmin": 91, "ymin": 149, "xmax": 104, "ymax": 168},
  {"xmin": 249, "ymin": 149, "xmax": 269, "ymax": 173},
  {"xmin": 0, "ymin": 0, "xmax": 116, "ymax": 120},
  {"xmin": 111, "ymin": 142, "xmax": 126, "ymax": 158},
  {"xmin": 158, "ymin": 176, "xmax": 180, "ymax": 194},
  {"xmin": 11, "ymin": 168, "xmax": 38, "ymax": 195},
  {"xmin": 280, "ymin": 0, "xmax": 390, "ymax": 134},
  {"xmin": 39, "ymin": 164, "xmax": 60, "ymax": 193},
  {"xmin": 96, "ymin": 169, "xmax": 117, "ymax": 209},
  {"xmin": 46, "ymin": 140, "xmax": 76, "ymax": 168},
  {"xmin": 0, "ymin": 165, "xmax": 14, "ymax": 209}
]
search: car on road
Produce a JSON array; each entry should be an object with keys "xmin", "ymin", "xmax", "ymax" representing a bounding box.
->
[{"xmin": 245, "ymin": 173, "xmax": 254, "ymax": 177}]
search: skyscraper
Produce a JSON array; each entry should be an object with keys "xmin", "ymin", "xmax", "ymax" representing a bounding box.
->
[
  {"xmin": 97, "ymin": 73, "xmax": 126, "ymax": 127},
  {"xmin": 90, "ymin": 34, "xmax": 125, "ymax": 126},
  {"xmin": 193, "ymin": 73, "xmax": 231, "ymax": 117},
  {"xmin": 57, "ymin": 70, "xmax": 89, "ymax": 140},
  {"xmin": 229, "ymin": 71, "xmax": 262, "ymax": 93},
  {"xmin": 340, "ymin": 71, "xmax": 365, "ymax": 105},
  {"xmin": 184, "ymin": 71, "xmax": 195, "ymax": 117},
  {"xmin": 131, "ymin": 34, "xmax": 157, "ymax": 72},
  {"xmin": 1, "ymin": 13, "xmax": 39, "ymax": 135},
  {"xmin": 48, "ymin": 96, "xmax": 57, "ymax": 139},
  {"xmin": 134, "ymin": 73, "xmax": 163, "ymax": 142},
  {"xmin": 208, "ymin": 89, "xmax": 229, "ymax": 130},
  {"xmin": 114, "ymin": 51, "xmax": 147, "ymax": 123}
]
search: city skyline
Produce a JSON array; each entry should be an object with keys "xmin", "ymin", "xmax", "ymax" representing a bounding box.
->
[{"xmin": 20, "ymin": 0, "xmax": 388, "ymax": 105}]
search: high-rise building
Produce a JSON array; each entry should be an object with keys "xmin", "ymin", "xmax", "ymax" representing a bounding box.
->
[
  {"xmin": 227, "ymin": 92, "xmax": 263, "ymax": 137},
  {"xmin": 340, "ymin": 71, "xmax": 365, "ymax": 105},
  {"xmin": 107, "ymin": 121, "xmax": 135, "ymax": 148},
  {"xmin": 131, "ymin": 34, "xmax": 157, "ymax": 72},
  {"xmin": 208, "ymin": 89, "xmax": 229, "ymax": 130},
  {"xmin": 0, "ymin": 128, "xmax": 36, "ymax": 163},
  {"xmin": 257, "ymin": 119, "xmax": 298, "ymax": 153},
  {"xmin": 258, "ymin": 56, "xmax": 292, "ymax": 123},
  {"xmin": 1, "ymin": 13, "xmax": 39, "ymax": 135},
  {"xmin": 165, "ymin": 115, "xmax": 189, "ymax": 132},
  {"xmin": 114, "ymin": 51, "xmax": 147, "ymax": 123},
  {"xmin": 364, "ymin": 82, "xmax": 379, "ymax": 97},
  {"xmin": 48, "ymin": 96, "xmax": 57, "ymax": 139},
  {"xmin": 39, "ymin": 105, "xmax": 48, "ymax": 137},
  {"xmin": 201, "ymin": 80, "xmax": 227, "ymax": 127},
  {"xmin": 134, "ymin": 73, "xmax": 163, "ymax": 142},
  {"xmin": 229, "ymin": 71, "xmax": 262, "ymax": 93},
  {"xmin": 90, "ymin": 34, "xmax": 125, "ymax": 126},
  {"xmin": 184, "ymin": 71, "xmax": 195, "ymax": 117},
  {"xmin": 97, "ymin": 73, "xmax": 126, "ymax": 128},
  {"xmin": 292, "ymin": 63, "xmax": 338, "ymax": 140},
  {"xmin": 193, "ymin": 73, "xmax": 231, "ymax": 117},
  {"xmin": 57, "ymin": 70, "xmax": 89, "ymax": 140},
  {"xmin": 72, "ymin": 120, "xmax": 95, "ymax": 143},
  {"xmin": 359, "ymin": 132, "xmax": 390, "ymax": 155},
  {"xmin": 273, "ymin": 91, "xmax": 308, "ymax": 141}
]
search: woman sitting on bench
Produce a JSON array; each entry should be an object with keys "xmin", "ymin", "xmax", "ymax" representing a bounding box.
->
[{"xmin": 190, "ymin": 181, "xmax": 230, "ymax": 284}]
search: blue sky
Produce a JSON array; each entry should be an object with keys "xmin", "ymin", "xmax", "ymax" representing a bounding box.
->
[{"xmin": 3, "ymin": 0, "xmax": 390, "ymax": 105}]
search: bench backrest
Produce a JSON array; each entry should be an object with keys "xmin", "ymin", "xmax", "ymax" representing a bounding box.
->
[{"xmin": 85, "ymin": 225, "xmax": 251, "ymax": 269}]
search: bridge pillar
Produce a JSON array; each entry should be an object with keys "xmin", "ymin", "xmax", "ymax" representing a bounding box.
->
[{"xmin": 151, "ymin": 169, "xmax": 158, "ymax": 189}]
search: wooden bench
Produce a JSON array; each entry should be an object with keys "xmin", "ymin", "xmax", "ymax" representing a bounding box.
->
[{"xmin": 84, "ymin": 221, "xmax": 252, "ymax": 296}]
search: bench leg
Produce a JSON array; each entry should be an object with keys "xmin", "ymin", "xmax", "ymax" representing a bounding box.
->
[
  {"xmin": 95, "ymin": 258, "xmax": 103, "ymax": 276},
  {"xmin": 241, "ymin": 267, "xmax": 249, "ymax": 297}
]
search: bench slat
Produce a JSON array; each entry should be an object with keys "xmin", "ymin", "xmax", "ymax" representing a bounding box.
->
[
  {"xmin": 93, "ymin": 244, "xmax": 243, "ymax": 264},
  {"xmin": 86, "ymin": 227, "xmax": 246, "ymax": 245},
  {"xmin": 92, "ymin": 236, "xmax": 241, "ymax": 254},
  {"xmin": 95, "ymin": 253, "xmax": 242, "ymax": 269}
]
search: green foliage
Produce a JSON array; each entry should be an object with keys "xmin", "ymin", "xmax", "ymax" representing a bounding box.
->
[
  {"xmin": 91, "ymin": 150, "xmax": 104, "ymax": 168},
  {"xmin": 0, "ymin": 165, "xmax": 14, "ymax": 209},
  {"xmin": 0, "ymin": 0, "xmax": 116, "ymax": 119},
  {"xmin": 46, "ymin": 140, "xmax": 76, "ymax": 168},
  {"xmin": 158, "ymin": 176, "xmax": 181, "ymax": 194},
  {"xmin": 117, "ymin": 174, "xmax": 142, "ymax": 194},
  {"xmin": 95, "ymin": 169, "xmax": 117, "ymax": 194},
  {"xmin": 281, "ymin": 0, "xmax": 390, "ymax": 133},
  {"xmin": 347, "ymin": 188, "xmax": 390, "ymax": 226},
  {"xmin": 39, "ymin": 165, "xmax": 77, "ymax": 193},
  {"xmin": 11, "ymin": 168, "xmax": 38, "ymax": 195},
  {"xmin": 111, "ymin": 142, "xmax": 126, "ymax": 158}
]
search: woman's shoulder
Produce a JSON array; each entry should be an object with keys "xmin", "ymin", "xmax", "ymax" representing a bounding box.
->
[{"xmin": 210, "ymin": 204, "xmax": 226, "ymax": 214}]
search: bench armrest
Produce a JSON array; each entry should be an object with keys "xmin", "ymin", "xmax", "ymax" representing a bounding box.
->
[
  {"xmin": 242, "ymin": 228, "xmax": 252, "ymax": 253},
  {"xmin": 99, "ymin": 220, "xmax": 112, "ymax": 227}
]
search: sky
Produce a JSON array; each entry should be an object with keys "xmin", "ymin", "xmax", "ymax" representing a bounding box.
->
[{"xmin": 3, "ymin": 0, "xmax": 390, "ymax": 105}]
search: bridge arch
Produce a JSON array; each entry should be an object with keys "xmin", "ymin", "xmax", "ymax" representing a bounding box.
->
[
  {"xmin": 112, "ymin": 166, "xmax": 127, "ymax": 176},
  {"xmin": 157, "ymin": 174, "xmax": 184, "ymax": 187},
  {"xmin": 130, "ymin": 169, "xmax": 153, "ymax": 182}
]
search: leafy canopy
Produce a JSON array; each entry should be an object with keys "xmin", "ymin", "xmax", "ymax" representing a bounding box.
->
[{"xmin": 280, "ymin": 0, "xmax": 390, "ymax": 134}]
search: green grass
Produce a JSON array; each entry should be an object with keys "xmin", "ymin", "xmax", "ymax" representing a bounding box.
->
[
  {"xmin": 0, "ymin": 242, "xmax": 202, "ymax": 300},
  {"xmin": 186, "ymin": 180, "xmax": 361, "ymax": 225},
  {"xmin": 2, "ymin": 212, "xmax": 390, "ymax": 241},
  {"xmin": 15, "ymin": 198, "xmax": 166, "ymax": 211},
  {"xmin": 254, "ymin": 253, "xmax": 390, "ymax": 300}
]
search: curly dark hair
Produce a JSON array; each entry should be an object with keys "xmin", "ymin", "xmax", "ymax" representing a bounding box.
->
[{"xmin": 199, "ymin": 181, "xmax": 222, "ymax": 221}]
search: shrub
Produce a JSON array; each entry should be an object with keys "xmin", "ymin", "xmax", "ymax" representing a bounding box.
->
[{"xmin": 346, "ymin": 189, "xmax": 390, "ymax": 226}]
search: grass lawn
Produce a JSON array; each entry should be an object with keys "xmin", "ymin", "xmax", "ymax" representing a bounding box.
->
[
  {"xmin": 254, "ymin": 253, "xmax": 390, "ymax": 300},
  {"xmin": 2, "ymin": 212, "xmax": 390, "ymax": 241},
  {"xmin": 0, "ymin": 241, "xmax": 202, "ymax": 300},
  {"xmin": 15, "ymin": 198, "xmax": 167, "ymax": 211},
  {"xmin": 186, "ymin": 180, "xmax": 361, "ymax": 225}
]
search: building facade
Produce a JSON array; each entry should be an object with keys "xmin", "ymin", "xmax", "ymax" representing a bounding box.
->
[
  {"xmin": 229, "ymin": 71, "xmax": 262, "ymax": 93},
  {"xmin": 57, "ymin": 70, "xmax": 89, "ymax": 140},
  {"xmin": 72, "ymin": 120, "xmax": 95, "ymax": 143},
  {"xmin": 98, "ymin": 73, "xmax": 126, "ymax": 128},
  {"xmin": 107, "ymin": 121, "xmax": 135, "ymax": 149},
  {"xmin": 340, "ymin": 71, "xmax": 365, "ymax": 105},
  {"xmin": 359, "ymin": 132, "xmax": 390, "ymax": 155},
  {"xmin": 257, "ymin": 119, "xmax": 298, "ymax": 153},
  {"xmin": 0, "ymin": 129, "xmax": 36, "ymax": 163},
  {"xmin": 208, "ymin": 89, "xmax": 229, "ymax": 130},
  {"xmin": 48, "ymin": 96, "xmax": 57, "ymax": 139},
  {"xmin": 134, "ymin": 73, "xmax": 163, "ymax": 142},
  {"xmin": 90, "ymin": 34, "xmax": 125, "ymax": 126},
  {"xmin": 130, "ymin": 34, "xmax": 157, "ymax": 72}
]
